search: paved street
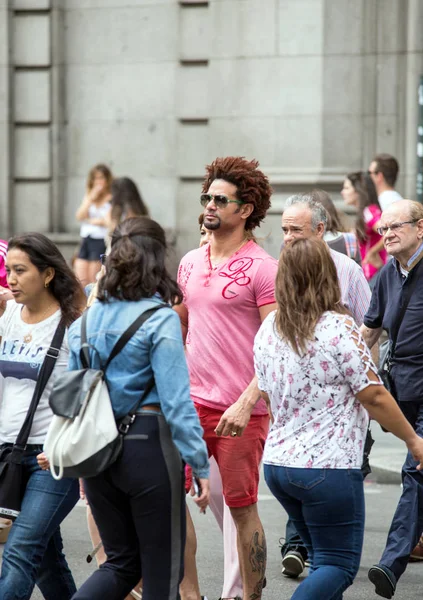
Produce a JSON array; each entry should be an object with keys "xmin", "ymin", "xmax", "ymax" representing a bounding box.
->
[{"xmin": 1, "ymin": 466, "xmax": 422, "ymax": 599}]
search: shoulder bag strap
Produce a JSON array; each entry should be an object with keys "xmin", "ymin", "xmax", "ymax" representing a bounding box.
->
[
  {"xmin": 390, "ymin": 259, "xmax": 423, "ymax": 356},
  {"xmin": 103, "ymin": 305, "xmax": 168, "ymax": 371},
  {"xmin": 80, "ymin": 304, "xmax": 168, "ymax": 372},
  {"xmin": 14, "ymin": 320, "xmax": 66, "ymax": 451},
  {"xmin": 80, "ymin": 309, "xmax": 90, "ymax": 369},
  {"xmin": 118, "ymin": 373, "xmax": 158, "ymax": 434},
  {"xmin": 110, "ymin": 304, "xmax": 169, "ymax": 432}
]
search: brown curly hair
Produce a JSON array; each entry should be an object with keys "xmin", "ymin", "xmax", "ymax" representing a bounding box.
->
[{"xmin": 202, "ymin": 157, "xmax": 272, "ymax": 231}]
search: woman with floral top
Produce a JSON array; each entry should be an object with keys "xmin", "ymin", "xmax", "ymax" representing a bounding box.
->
[{"xmin": 253, "ymin": 238, "xmax": 423, "ymax": 600}]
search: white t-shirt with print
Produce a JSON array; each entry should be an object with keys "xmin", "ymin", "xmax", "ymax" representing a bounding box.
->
[
  {"xmin": 0, "ymin": 301, "xmax": 69, "ymax": 444},
  {"xmin": 254, "ymin": 311, "xmax": 382, "ymax": 470}
]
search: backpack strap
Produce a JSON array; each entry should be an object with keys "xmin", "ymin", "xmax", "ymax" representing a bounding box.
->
[
  {"xmin": 80, "ymin": 310, "xmax": 90, "ymax": 369},
  {"xmin": 80, "ymin": 304, "xmax": 168, "ymax": 372},
  {"xmin": 343, "ymin": 232, "xmax": 358, "ymax": 260}
]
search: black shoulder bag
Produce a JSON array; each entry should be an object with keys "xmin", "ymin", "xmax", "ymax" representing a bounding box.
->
[
  {"xmin": 378, "ymin": 260, "xmax": 423, "ymax": 399},
  {"xmin": 0, "ymin": 321, "xmax": 65, "ymax": 520}
]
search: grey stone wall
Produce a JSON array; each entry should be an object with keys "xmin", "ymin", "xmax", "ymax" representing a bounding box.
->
[{"xmin": 1, "ymin": 0, "xmax": 423, "ymax": 262}]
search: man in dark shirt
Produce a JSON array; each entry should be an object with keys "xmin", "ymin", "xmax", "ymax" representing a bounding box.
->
[{"xmin": 361, "ymin": 199, "xmax": 423, "ymax": 598}]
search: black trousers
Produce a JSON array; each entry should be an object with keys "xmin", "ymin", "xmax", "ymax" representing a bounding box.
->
[
  {"xmin": 72, "ymin": 413, "xmax": 186, "ymax": 600},
  {"xmin": 380, "ymin": 401, "xmax": 423, "ymax": 581}
]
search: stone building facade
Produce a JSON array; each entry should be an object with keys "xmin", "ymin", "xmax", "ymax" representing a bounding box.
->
[{"xmin": 1, "ymin": 0, "xmax": 423, "ymax": 261}]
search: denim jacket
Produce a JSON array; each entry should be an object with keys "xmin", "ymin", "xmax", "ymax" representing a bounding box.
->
[{"xmin": 67, "ymin": 295, "xmax": 209, "ymax": 479}]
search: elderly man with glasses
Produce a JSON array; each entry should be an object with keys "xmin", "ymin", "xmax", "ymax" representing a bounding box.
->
[{"xmin": 361, "ymin": 199, "xmax": 423, "ymax": 598}]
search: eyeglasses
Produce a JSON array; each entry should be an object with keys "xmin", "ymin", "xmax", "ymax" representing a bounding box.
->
[
  {"xmin": 200, "ymin": 193, "xmax": 246, "ymax": 208},
  {"xmin": 377, "ymin": 220, "xmax": 418, "ymax": 236},
  {"xmin": 99, "ymin": 254, "xmax": 107, "ymax": 265}
]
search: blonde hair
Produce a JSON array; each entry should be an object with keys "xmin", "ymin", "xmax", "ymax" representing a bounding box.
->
[{"xmin": 86, "ymin": 163, "xmax": 113, "ymax": 194}]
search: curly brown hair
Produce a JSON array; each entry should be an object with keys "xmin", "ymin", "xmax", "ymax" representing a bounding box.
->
[{"xmin": 202, "ymin": 157, "xmax": 272, "ymax": 231}]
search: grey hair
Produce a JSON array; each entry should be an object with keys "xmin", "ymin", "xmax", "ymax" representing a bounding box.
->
[{"xmin": 284, "ymin": 193, "xmax": 329, "ymax": 232}]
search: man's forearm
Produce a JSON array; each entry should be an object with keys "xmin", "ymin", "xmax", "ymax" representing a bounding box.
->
[
  {"xmin": 239, "ymin": 375, "xmax": 262, "ymax": 410},
  {"xmin": 360, "ymin": 324, "xmax": 382, "ymax": 350}
]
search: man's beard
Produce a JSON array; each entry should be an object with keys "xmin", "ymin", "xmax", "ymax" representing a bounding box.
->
[{"xmin": 204, "ymin": 217, "xmax": 221, "ymax": 231}]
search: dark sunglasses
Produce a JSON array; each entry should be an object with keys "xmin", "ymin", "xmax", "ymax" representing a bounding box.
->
[{"xmin": 200, "ymin": 193, "xmax": 246, "ymax": 208}]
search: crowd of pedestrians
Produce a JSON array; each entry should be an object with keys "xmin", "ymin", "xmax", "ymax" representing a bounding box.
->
[{"xmin": 0, "ymin": 152, "xmax": 422, "ymax": 600}]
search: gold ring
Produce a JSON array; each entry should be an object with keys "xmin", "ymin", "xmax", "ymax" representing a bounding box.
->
[{"xmin": 231, "ymin": 431, "xmax": 237, "ymax": 437}]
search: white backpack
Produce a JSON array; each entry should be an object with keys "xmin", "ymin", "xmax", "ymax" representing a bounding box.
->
[{"xmin": 44, "ymin": 305, "xmax": 166, "ymax": 480}]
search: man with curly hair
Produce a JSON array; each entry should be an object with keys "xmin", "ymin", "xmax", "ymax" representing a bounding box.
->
[{"xmin": 176, "ymin": 157, "xmax": 277, "ymax": 600}]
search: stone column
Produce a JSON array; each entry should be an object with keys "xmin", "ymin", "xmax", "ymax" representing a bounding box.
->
[
  {"xmin": 403, "ymin": 0, "xmax": 423, "ymax": 198},
  {"xmin": 0, "ymin": 1, "xmax": 12, "ymax": 238},
  {"xmin": 10, "ymin": 0, "xmax": 53, "ymax": 234}
]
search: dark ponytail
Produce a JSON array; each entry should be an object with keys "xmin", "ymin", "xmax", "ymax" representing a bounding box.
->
[{"xmin": 97, "ymin": 217, "xmax": 182, "ymax": 304}]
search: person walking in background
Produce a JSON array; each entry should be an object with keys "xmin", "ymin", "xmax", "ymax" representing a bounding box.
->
[
  {"xmin": 106, "ymin": 177, "xmax": 149, "ymax": 236},
  {"xmin": 311, "ymin": 188, "xmax": 362, "ymax": 265},
  {"xmin": 254, "ymin": 237, "xmax": 423, "ymax": 600},
  {"xmin": 278, "ymin": 194, "xmax": 371, "ymax": 579},
  {"xmin": 198, "ymin": 213, "xmax": 212, "ymax": 247},
  {"xmin": 282, "ymin": 195, "xmax": 370, "ymax": 326},
  {"xmin": 368, "ymin": 154, "xmax": 403, "ymax": 211},
  {"xmin": 70, "ymin": 217, "xmax": 209, "ymax": 600},
  {"xmin": 175, "ymin": 157, "xmax": 277, "ymax": 600},
  {"xmin": 74, "ymin": 164, "xmax": 113, "ymax": 286},
  {"xmin": 341, "ymin": 171, "xmax": 387, "ymax": 284},
  {"xmin": 361, "ymin": 199, "xmax": 423, "ymax": 598},
  {"xmin": 0, "ymin": 232, "xmax": 85, "ymax": 600}
]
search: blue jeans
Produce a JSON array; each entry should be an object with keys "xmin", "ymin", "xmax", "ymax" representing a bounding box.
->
[
  {"xmin": 265, "ymin": 465, "xmax": 365, "ymax": 600},
  {"xmin": 0, "ymin": 447, "xmax": 79, "ymax": 600},
  {"xmin": 380, "ymin": 401, "xmax": 423, "ymax": 581}
]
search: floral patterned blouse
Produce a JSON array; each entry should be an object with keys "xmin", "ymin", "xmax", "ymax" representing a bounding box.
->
[{"xmin": 254, "ymin": 311, "xmax": 382, "ymax": 469}]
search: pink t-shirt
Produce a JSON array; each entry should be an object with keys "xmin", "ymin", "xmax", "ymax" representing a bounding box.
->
[
  {"xmin": 360, "ymin": 205, "xmax": 387, "ymax": 281},
  {"xmin": 178, "ymin": 240, "xmax": 278, "ymax": 415},
  {"xmin": 0, "ymin": 240, "xmax": 8, "ymax": 288}
]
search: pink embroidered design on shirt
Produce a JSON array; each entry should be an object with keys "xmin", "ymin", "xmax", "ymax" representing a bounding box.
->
[
  {"xmin": 219, "ymin": 257, "xmax": 253, "ymax": 299},
  {"xmin": 178, "ymin": 262, "xmax": 194, "ymax": 294}
]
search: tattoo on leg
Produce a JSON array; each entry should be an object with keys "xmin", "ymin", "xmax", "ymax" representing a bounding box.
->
[{"xmin": 249, "ymin": 530, "xmax": 267, "ymax": 600}]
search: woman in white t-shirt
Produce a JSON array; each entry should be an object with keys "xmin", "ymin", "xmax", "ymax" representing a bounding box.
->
[
  {"xmin": 0, "ymin": 233, "xmax": 85, "ymax": 600},
  {"xmin": 74, "ymin": 163, "xmax": 113, "ymax": 286},
  {"xmin": 253, "ymin": 238, "xmax": 423, "ymax": 600}
]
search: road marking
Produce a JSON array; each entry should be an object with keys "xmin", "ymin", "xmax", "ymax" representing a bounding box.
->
[
  {"xmin": 258, "ymin": 494, "xmax": 276, "ymax": 501},
  {"xmin": 364, "ymin": 486, "xmax": 382, "ymax": 494}
]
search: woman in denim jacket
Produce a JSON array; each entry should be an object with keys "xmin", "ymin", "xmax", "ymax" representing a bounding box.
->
[{"xmin": 69, "ymin": 217, "xmax": 210, "ymax": 600}]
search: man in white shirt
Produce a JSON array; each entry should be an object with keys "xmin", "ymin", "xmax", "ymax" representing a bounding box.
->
[
  {"xmin": 368, "ymin": 154, "xmax": 403, "ymax": 211},
  {"xmin": 278, "ymin": 194, "xmax": 371, "ymax": 579}
]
